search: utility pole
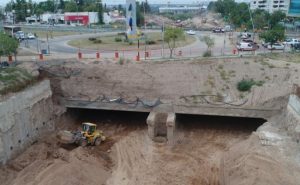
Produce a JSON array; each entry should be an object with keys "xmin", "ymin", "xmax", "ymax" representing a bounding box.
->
[
  {"xmin": 143, "ymin": 1, "xmax": 147, "ymax": 59},
  {"xmin": 161, "ymin": 20, "xmax": 165, "ymax": 58},
  {"xmin": 76, "ymin": 0, "xmax": 80, "ymax": 25}
]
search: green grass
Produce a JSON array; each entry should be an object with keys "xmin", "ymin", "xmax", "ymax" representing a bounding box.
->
[
  {"xmin": 0, "ymin": 67, "xmax": 36, "ymax": 95},
  {"xmin": 68, "ymin": 32, "xmax": 196, "ymax": 50}
]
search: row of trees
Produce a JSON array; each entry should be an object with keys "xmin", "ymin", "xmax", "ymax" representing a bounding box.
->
[
  {"xmin": 208, "ymin": 0, "xmax": 286, "ymax": 30},
  {"xmin": 4, "ymin": 0, "xmax": 151, "ymax": 25},
  {"xmin": 5, "ymin": 0, "xmax": 106, "ymax": 23}
]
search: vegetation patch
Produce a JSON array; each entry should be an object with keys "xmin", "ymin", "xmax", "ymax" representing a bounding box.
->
[
  {"xmin": 0, "ymin": 67, "xmax": 36, "ymax": 95},
  {"xmin": 237, "ymin": 79, "xmax": 264, "ymax": 92}
]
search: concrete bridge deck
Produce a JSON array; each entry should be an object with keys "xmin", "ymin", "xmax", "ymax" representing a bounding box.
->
[{"xmin": 63, "ymin": 99, "xmax": 281, "ymax": 119}]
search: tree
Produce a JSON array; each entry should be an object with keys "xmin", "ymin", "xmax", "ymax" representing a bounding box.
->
[
  {"xmin": 269, "ymin": 10, "xmax": 286, "ymax": 29},
  {"xmin": 201, "ymin": 36, "xmax": 215, "ymax": 51},
  {"xmin": 164, "ymin": 27, "xmax": 185, "ymax": 58},
  {"xmin": 136, "ymin": 1, "xmax": 144, "ymax": 27},
  {"xmin": 64, "ymin": 1, "xmax": 77, "ymax": 12},
  {"xmin": 259, "ymin": 25, "xmax": 285, "ymax": 51},
  {"xmin": 97, "ymin": 0, "xmax": 103, "ymax": 24},
  {"xmin": 0, "ymin": 32, "xmax": 19, "ymax": 61}
]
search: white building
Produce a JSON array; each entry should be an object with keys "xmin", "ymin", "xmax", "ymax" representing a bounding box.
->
[
  {"xmin": 103, "ymin": 10, "xmax": 125, "ymax": 25},
  {"xmin": 250, "ymin": 0, "xmax": 289, "ymax": 13},
  {"xmin": 40, "ymin": 13, "xmax": 64, "ymax": 24}
]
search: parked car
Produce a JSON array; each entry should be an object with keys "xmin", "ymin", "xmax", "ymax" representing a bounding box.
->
[
  {"xmin": 212, "ymin": 27, "xmax": 224, "ymax": 33},
  {"xmin": 267, "ymin": 43, "xmax": 285, "ymax": 50},
  {"xmin": 236, "ymin": 42, "xmax": 256, "ymax": 51},
  {"xmin": 293, "ymin": 43, "xmax": 300, "ymax": 50},
  {"xmin": 186, "ymin": 30, "xmax": 196, "ymax": 35},
  {"xmin": 240, "ymin": 32, "xmax": 251, "ymax": 39},
  {"xmin": 242, "ymin": 39, "xmax": 259, "ymax": 48},
  {"xmin": 261, "ymin": 41, "xmax": 270, "ymax": 48},
  {"xmin": 0, "ymin": 61, "xmax": 9, "ymax": 68},
  {"xmin": 14, "ymin": 31, "xmax": 25, "ymax": 40},
  {"xmin": 283, "ymin": 38, "xmax": 300, "ymax": 47},
  {"xmin": 26, "ymin": 33, "xmax": 36, "ymax": 39}
]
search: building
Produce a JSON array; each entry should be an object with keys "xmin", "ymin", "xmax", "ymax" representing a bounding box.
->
[
  {"xmin": 250, "ymin": 0, "xmax": 289, "ymax": 13},
  {"xmin": 64, "ymin": 12, "xmax": 98, "ymax": 26},
  {"xmin": 103, "ymin": 11, "xmax": 125, "ymax": 25},
  {"xmin": 288, "ymin": 0, "xmax": 300, "ymax": 17},
  {"xmin": 158, "ymin": 6, "xmax": 204, "ymax": 14},
  {"xmin": 40, "ymin": 13, "xmax": 64, "ymax": 24}
]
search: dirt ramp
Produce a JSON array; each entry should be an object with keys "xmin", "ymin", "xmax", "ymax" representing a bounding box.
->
[
  {"xmin": 107, "ymin": 124, "xmax": 252, "ymax": 185},
  {"xmin": 223, "ymin": 134, "xmax": 300, "ymax": 185}
]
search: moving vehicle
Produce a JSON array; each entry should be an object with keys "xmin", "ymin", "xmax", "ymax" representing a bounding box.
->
[
  {"xmin": 212, "ymin": 27, "xmax": 224, "ymax": 33},
  {"xmin": 186, "ymin": 30, "xmax": 196, "ymax": 35},
  {"xmin": 267, "ymin": 43, "xmax": 285, "ymax": 50},
  {"xmin": 57, "ymin": 122, "xmax": 106, "ymax": 146},
  {"xmin": 236, "ymin": 42, "xmax": 256, "ymax": 51},
  {"xmin": 283, "ymin": 38, "xmax": 300, "ymax": 47}
]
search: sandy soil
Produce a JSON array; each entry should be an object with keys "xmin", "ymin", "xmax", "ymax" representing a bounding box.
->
[{"xmin": 1, "ymin": 56, "xmax": 300, "ymax": 185}]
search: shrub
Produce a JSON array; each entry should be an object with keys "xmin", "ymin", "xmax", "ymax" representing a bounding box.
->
[
  {"xmin": 203, "ymin": 50, "xmax": 212, "ymax": 57},
  {"xmin": 93, "ymin": 39, "xmax": 102, "ymax": 44},
  {"xmin": 88, "ymin": 37, "xmax": 97, "ymax": 41},
  {"xmin": 237, "ymin": 79, "xmax": 259, "ymax": 91},
  {"xmin": 128, "ymin": 41, "xmax": 133, "ymax": 45},
  {"xmin": 115, "ymin": 37, "xmax": 122, "ymax": 42},
  {"xmin": 146, "ymin": 40, "xmax": 156, "ymax": 45}
]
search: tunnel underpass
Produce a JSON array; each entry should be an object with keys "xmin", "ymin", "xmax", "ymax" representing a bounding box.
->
[{"xmin": 63, "ymin": 108, "xmax": 267, "ymax": 185}]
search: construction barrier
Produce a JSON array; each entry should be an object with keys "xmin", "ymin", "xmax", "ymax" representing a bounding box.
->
[
  {"xmin": 39, "ymin": 53, "xmax": 43, "ymax": 60},
  {"xmin": 178, "ymin": 50, "xmax": 182, "ymax": 56},
  {"xmin": 136, "ymin": 55, "xmax": 140, "ymax": 62},
  {"xmin": 78, "ymin": 52, "xmax": 82, "ymax": 59},
  {"xmin": 8, "ymin": 55, "xmax": 13, "ymax": 62},
  {"xmin": 115, "ymin": 52, "xmax": 119, "ymax": 59},
  {"xmin": 233, "ymin": 49, "xmax": 237, "ymax": 55},
  {"xmin": 145, "ymin": 51, "xmax": 149, "ymax": 58}
]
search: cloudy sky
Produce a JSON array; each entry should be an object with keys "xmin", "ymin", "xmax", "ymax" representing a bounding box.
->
[{"xmin": 0, "ymin": 0, "xmax": 206, "ymax": 7}]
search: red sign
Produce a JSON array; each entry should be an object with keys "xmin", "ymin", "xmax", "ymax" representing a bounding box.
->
[{"xmin": 65, "ymin": 15, "xmax": 89, "ymax": 25}]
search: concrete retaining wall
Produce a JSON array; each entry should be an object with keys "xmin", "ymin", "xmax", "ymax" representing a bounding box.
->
[
  {"xmin": 0, "ymin": 80, "xmax": 54, "ymax": 164},
  {"xmin": 285, "ymin": 95, "xmax": 300, "ymax": 142}
]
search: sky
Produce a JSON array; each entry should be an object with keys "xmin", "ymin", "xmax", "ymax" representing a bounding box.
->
[{"xmin": 0, "ymin": 0, "xmax": 208, "ymax": 7}]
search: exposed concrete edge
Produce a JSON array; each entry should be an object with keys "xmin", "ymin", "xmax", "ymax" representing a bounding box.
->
[{"xmin": 0, "ymin": 80, "xmax": 52, "ymax": 118}]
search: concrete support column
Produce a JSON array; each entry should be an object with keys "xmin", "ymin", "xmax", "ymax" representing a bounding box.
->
[
  {"xmin": 166, "ymin": 113, "xmax": 176, "ymax": 143},
  {"xmin": 146, "ymin": 111, "xmax": 176, "ymax": 143},
  {"xmin": 146, "ymin": 111, "xmax": 156, "ymax": 140}
]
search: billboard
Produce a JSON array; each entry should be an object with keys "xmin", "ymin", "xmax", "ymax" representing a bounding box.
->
[
  {"xmin": 288, "ymin": 0, "xmax": 300, "ymax": 17},
  {"xmin": 126, "ymin": 0, "xmax": 138, "ymax": 39}
]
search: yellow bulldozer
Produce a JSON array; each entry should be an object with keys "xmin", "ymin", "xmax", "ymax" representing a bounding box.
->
[{"xmin": 57, "ymin": 122, "xmax": 106, "ymax": 146}]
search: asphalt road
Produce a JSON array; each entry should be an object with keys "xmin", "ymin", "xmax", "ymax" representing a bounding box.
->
[{"xmin": 20, "ymin": 31, "xmax": 292, "ymax": 59}]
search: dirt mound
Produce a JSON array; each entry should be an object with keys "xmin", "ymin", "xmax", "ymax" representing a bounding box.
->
[{"xmin": 0, "ymin": 137, "xmax": 110, "ymax": 185}]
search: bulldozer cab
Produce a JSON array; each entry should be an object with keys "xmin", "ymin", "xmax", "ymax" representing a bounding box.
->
[{"xmin": 82, "ymin": 122, "xmax": 97, "ymax": 135}]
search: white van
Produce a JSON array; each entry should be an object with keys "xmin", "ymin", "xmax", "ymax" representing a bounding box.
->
[{"xmin": 236, "ymin": 42, "xmax": 255, "ymax": 51}]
